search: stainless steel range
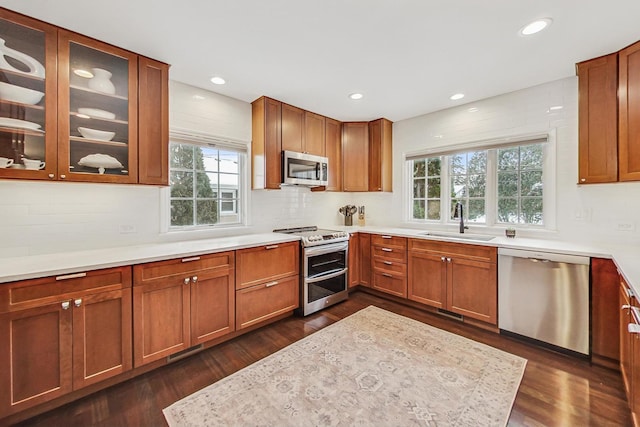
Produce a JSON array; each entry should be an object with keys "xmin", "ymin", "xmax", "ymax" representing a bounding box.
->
[{"xmin": 274, "ymin": 226, "xmax": 349, "ymax": 315}]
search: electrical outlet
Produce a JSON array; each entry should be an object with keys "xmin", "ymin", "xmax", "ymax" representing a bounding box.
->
[
  {"xmin": 616, "ymin": 221, "xmax": 635, "ymax": 231},
  {"xmin": 119, "ymin": 224, "xmax": 137, "ymax": 234},
  {"xmin": 573, "ymin": 208, "xmax": 591, "ymax": 221}
]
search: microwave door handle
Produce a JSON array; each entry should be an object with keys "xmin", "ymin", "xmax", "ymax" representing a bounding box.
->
[{"xmin": 315, "ymin": 162, "xmax": 320, "ymax": 179}]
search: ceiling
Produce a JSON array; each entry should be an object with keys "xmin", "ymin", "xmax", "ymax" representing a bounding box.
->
[{"xmin": 3, "ymin": 0, "xmax": 640, "ymax": 122}]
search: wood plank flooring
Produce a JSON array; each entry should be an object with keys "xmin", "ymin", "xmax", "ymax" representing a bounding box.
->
[{"xmin": 13, "ymin": 291, "xmax": 631, "ymax": 426}]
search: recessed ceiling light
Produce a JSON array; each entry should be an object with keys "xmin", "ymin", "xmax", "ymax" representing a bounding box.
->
[
  {"xmin": 549, "ymin": 105, "xmax": 563, "ymax": 110},
  {"xmin": 210, "ymin": 76, "xmax": 226, "ymax": 85},
  {"xmin": 192, "ymin": 95, "xmax": 206, "ymax": 100},
  {"xmin": 468, "ymin": 107, "xmax": 479, "ymax": 113},
  {"xmin": 520, "ymin": 18, "xmax": 552, "ymax": 36},
  {"xmin": 74, "ymin": 68, "xmax": 94, "ymax": 78},
  {"xmin": 450, "ymin": 93, "xmax": 465, "ymax": 101},
  {"xmin": 349, "ymin": 93, "xmax": 363, "ymax": 100},
  {"xmin": 433, "ymin": 134, "xmax": 444, "ymax": 139}
]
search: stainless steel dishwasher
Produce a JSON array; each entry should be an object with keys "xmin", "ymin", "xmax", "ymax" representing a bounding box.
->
[{"xmin": 498, "ymin": 248, "xmax": 590, "ymax": 355}]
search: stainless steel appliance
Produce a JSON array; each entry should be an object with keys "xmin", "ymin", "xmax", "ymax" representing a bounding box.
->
[
  {"xmin": 274, "ymin": 226, "xmax": 349, "ymax": 315},
  {"xmin": 498, "ymin": 248, "xmax": 590, "ymax": 355},
  {"xmin": 282, "ymin": 151, "xmax": 328, "ymax": 187}
]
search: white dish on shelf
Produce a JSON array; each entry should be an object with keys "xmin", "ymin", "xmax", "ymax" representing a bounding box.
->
[
  {"xmin": 78, "ymin": 127, "xmax": 116, "ymax": 141},
  {"xmin": 0, "ymin": 82, "xmax": 44, "ymax": 105},
  {"xmin": 0, "ymin": 117, "xmax": 41, "ymax": 130},
  {"xmin": 77, "ymin": 108, "xmax": 116, "ymax": 120},
  {"xmin": 78, "ymin": 153, "xmax": 123, "ymax": 175},
  {"xmin": 0, "ymin": 38, "xmax": 45, "ymax": 78}
]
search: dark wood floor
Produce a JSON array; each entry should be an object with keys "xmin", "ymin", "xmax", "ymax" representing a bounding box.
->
[{"xmin": 14, "ymin": 291, "xmax": 631, "ymax": 426}]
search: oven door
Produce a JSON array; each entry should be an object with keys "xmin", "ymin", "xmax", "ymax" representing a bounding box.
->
[{"xmin": 302, "ymin": 242, "xmax": 348, "ymax": 315}]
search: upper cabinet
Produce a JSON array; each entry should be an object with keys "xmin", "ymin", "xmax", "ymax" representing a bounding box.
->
[
  {"xmin": 325, "ymin": 117, "xmax": 342, "ymax": 191},
  {"xmin": 0, "ymin": 8, "xmax": 168, "ymax": 185},
  {"xmin": 281, "ymin": 103, "xmax": 304, "ymax": 153},
  {"xmin": 577, "ymin": 39, "xmax": 640, "ymax": 184},
  {"xmin": 342, "ymin": 122, "xmax": 369, "ymax": 191},
  {"xmin": 251, "ymin": 96, "xmax": 282, "ymax": 190},
  {"xmin": 304, "ymin": 111, "xmax": 325, "ymax": 156},
  {"xmin": 368, "ymin": 118, "xmax": 392, "ymax": 192}
]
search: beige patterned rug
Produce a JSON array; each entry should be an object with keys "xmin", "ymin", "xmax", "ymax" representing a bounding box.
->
[{"xmin": 164, "ymin": 306, "xmax": 526, "ymax": 426}]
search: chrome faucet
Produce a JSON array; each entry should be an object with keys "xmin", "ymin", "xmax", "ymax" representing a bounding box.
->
[{"xmin": 454, "ymin": 202, "xmax": 469, "ymax": 234}]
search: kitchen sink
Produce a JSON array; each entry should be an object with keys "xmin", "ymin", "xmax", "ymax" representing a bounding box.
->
[{"xmin": 420, "ymin": 231, "xmax": 496, "ymax": 242}]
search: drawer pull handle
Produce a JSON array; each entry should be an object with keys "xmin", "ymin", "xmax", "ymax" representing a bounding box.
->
[
  {"xmin": 382, "ymin": 273, "xmax": 393, "ymax": 278},
  {"xmin": 182, "ymin": 256, "xmax": 201, "ymax": 263},
  {"xmin": 265, "ymin": 245, "xmax": 279, "ymax": 250},
  {"xmin": 381, "ymin": 235, "xmax": 392, "ymax": 239},
  {"xmin": 74, "ymin": 298, "xmax": 82, "ymax": 308},
  {"xmin": 622, "ymin": 304, "xmax": 631, "ymax": 310},
  {"xmin": 381, "ymin": 248, "xmax": 392, "ymax": 252},
  {"xmin": 265, "ymin": 281, "xmax": 279, "ymax": 288},
  {"xmin": 61, "ymin": 301, "xmax": 70, "ymax": 310},
  {"xmin": 56, "ymin": 272, "xmax": 87, "ymax": 281},
  {"xmin": 383, "ymin": 261, "xmax": 393, "ymax": 265}
]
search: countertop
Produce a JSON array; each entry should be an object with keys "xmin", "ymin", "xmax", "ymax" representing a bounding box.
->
[{"xmin": 0, "ymin": 226, "xmax": 638, "ymax": 298}]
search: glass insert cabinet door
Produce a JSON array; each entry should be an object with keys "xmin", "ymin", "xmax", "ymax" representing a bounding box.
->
[
  {"xmin": 58, "ymin": 30, "xmax": 138, "ymax": 182},
  {"xmin": 0, "ymin": 11, "xmax": 57, "ymax": 179}
]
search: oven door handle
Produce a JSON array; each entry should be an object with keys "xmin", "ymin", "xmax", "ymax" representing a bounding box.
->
[
  {"xmin": 304, "ymin": 242, "xmax": 348, "ymax": 257},
  {"xmin": 305, "ymin": 268, "xmax": 348, "ymax": 284}
]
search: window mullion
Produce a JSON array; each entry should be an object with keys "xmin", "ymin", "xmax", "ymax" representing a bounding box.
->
[
  {"xmin": 441, "ymin": 156, "xmax": 450, "ymax": 224},
  {"xmin": 486, "ymin": 150, "xmax": 497, "ymax": 226}
]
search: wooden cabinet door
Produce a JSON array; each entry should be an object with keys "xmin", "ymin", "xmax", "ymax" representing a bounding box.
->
[
  {"xmin": 632, "ymin": 311, "xmax": 640, "ymax": 417},
  {"xmin": 619, "ymin": 41, "xmax": 640, "ymax": 181},
  {"xmin": 348, "ymin": 233, "xmax": 360, "ymax": 288},
  {"xmin": 236, "ymin": 241, "xmax": 299, "ymax": 290},
  {"xmin": 407, "ymin": 251, "xmax": 446, "ymax": 308},
  {"xmin": 236, "ymin": 275, "xmax": 298, "ymax": 330},
  {"xmin": 251, "ymin": 96, "xmax": 281, "ymax": 189},
  {"xmin": 72, "ymin": 288, "xmax": 132, "ymax": 389},
  {"xmin": 325, "ymin": 118, "xmax": 342, "ymax": 191},
  {"xmin": 304, "ymin": 111, "xmax": 325, "ymax": 156},
  {"xmin": 342, "ymin": 122, "xmax": 368, "ymax": 191},
  {"xmin": 447, "ymin": 257, "xmax": 497, "ymax": 324},
  {"xmin": 358, "ymin": 233, "xmax": 371, "ymax": 287},
  {"xmin": 0, "ymin": 302, "xmax": 73, "ymax": 416},
  {"xmin": 371, "ymin": 271, "xmax": 406, "ymax": 298},
  {"xmin": 190, "ymin": 269, "xmax": 235, "ymax": 345},
  {"xmin": 368, "ymin": 118, "xmax": 392, "ymax": 192},
  {"xmin": 591, "ymin": 258, "xmax": 620, "ymax": 363},
  {"xmin": 577, "ymin": 54, "xmax": 618, "ymax": 184},
  {"xmin": 138, "ymin": 56, "xmax": 169, "ymax": 185},
  {"xmin": 133, "ymin": 280, "xmax": 190, "ymax": 367},
  {"xmin": 281, "ymin": 103, "xmax": 304, "ymax": 153},
  {"xmin": 620, "ymin": 280, "xmax": 632, "ymax": 396}
]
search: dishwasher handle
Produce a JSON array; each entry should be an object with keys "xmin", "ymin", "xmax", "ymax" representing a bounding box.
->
[{"xmin": 498, "ymin": 248, "xmax": 590, "ymax": 265}]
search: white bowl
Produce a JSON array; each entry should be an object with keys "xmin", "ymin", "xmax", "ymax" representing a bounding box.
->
[
  {"xmin": 77, "ymin": 108, "xmax": 116, "ymax": 120},
  {"xmin": 78, "ymin": 127, "xmax": 116, "ymax": 141},
  {"xmin": 0, "ymin": 82, "xmax": 44, "ymax": 105}
]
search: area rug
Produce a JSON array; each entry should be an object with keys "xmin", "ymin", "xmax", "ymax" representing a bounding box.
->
[{"xmin": 163, "ymin": 306, "xmax": 526, "ymax": 426}]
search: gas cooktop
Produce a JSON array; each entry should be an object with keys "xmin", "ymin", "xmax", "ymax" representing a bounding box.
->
[{"xmin": 273, "ymin": 226, "xmax": 349, "ymax": 247}]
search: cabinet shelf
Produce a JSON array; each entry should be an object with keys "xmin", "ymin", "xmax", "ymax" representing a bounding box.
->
[
  {"xmin": 0, "ymin": 126, "xmax": 44, "ymax": 137},
  {"xmin": 0, "ymin": 99, "xmax": 44, "ymax": 111},
  {"xmin": 69, "ymin": 136, "xmax": 127, "ymax": 148},
  {"xmin": 0, "ymin": 67, "xmax": 45, "ymax": 82},
  {"xmin": 69, "ymin": 111, "xmax": 128, "ymax": 125},
  {"xmin": 69, "ymin": 85, "xmax": 128, "ymax": 101}
]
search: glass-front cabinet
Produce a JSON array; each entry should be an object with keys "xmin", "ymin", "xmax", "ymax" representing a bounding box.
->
[
  {"xmin": 0, "ymin": 10, "xmax": 57, "ymax": 179},
  {"xmin": 58, "ymin": 30, "xmax": 137, "ymax": 183}
]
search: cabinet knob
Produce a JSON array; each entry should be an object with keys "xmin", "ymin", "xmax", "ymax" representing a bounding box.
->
[
  {"xmin": 184, "ymin": 277, "xmax": 191, "ymax": 285},
  {"xmin": 48, "ymin": 173, "xmax": 55, "ymax": 179},
  {"xmin": 580, "ymin": 178, "xmax": 586, "ymax": 182},
  {"xmin": 61, "ymin": 301, "xmax": 70, "ymax": 310},
  {"xmin": 74, "ymin": 298, "xmax": 82, "ymax": 307},
  {"xmin": 60, "ymin": 174, "xmax": 66, "ymax": 179},
  {"xmin": 192, "ymin": 275, "xmax": 198, "ymax": 283},
  {"xmin": 446, "ymin": 257, "xmax": 452, "ymax": 263},
  {"xmin": 441, "ymin": 256, "xmax": 446, "ymax": 262}
]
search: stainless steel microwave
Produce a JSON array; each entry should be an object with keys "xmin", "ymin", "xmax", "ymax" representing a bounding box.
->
[{"xmin": 282, "ymin": 150, "xmax": 329, "ymax": 186}]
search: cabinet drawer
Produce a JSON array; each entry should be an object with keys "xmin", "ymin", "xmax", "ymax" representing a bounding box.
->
[
  {"xmin": 133, "ymin": 251, "xmax": 234, "ymax": 285},
  {"xmin": 409, "ymin": 238, "xmax": 496, "ymax": 263},
  {"xmin": 372, "ymin": 259, "xmax": 407, "ymax": 275},
  {"xmin": 0, "ymin": 266, "xmax": 132, "ymax": 313},
  {"xmin": 372, "ymin": 271, "xmax": 407, "ymax": 298},
  {"xmin": 236, "ymin": 275, "xmax": 299, "ymax": 330},
  {"xmin": 371, "ymin": 234, "xmax": 406, "ymax": 249},
  {"xmin": 372, "ymin": 245, "xmax": 407, "ymax": 263},
  {"xmin": 236, "ymin": 241, "xmax": 299, "ymax": 290}
]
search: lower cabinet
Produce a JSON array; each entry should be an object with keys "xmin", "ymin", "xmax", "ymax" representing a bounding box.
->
[
  {"xmin": 0, "ymin": 267, "xmax": 132, "ymax": 416},
  {"xmin": 408, "ymin": 239, "xmax": 497, "ymax": 325},
  {"xmin": 371, "ymin": 235, "xmax": 407, "ymax": 297},
  {"xmin": 358, "ymin": 233, "xmax": 371, "ymax": 287},
  {"xmin": 133, "ymin": 251, "xmax": 235, "ymax": 367},
  {"xmin": 236, "ymin": 275, "xmax": 298, "ymax": 330},
  {"xmin": 621, "ymin": 276, "xmax": 634, "ymax": 409},
  {"xmin": 348, "ymin": 233, "xmax": 360, "ymax": 288},
  {"xmin": 591, "ymin": 258, "xmax": 620, "ymax": 366}
]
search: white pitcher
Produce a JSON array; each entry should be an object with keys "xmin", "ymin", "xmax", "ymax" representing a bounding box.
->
[
  {"xmin": 0, "ymin": 38, "xmax": 45, "ymax": 78},
  {"xmin": 88, "ymin": 68, "xmax": 116, "ymax": 95}
]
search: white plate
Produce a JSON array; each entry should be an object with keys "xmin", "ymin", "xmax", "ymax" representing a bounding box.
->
[
  {"xmin": 78, "ymin": 153, "xmax": 124, "ymax": 169},
  {"xmin": 0, "ymin": 117, "xmax": 41, "ymax": 130},
  {"xmin": 77, "ymin": 108, "xmax": 116, "ymax": 120}
]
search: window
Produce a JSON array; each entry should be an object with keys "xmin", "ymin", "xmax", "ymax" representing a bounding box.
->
[
  {"xmin": 408, "ymin": 136, "xmax": 550, "ymax": 227},
  {"xmin": 169, "ymin": 141, "xmax": 243, "ymax": 228}
]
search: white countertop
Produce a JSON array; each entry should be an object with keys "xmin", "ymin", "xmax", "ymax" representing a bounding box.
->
[{"xmin": 1, "ymin": 226, "xmax": 638, "ymax": 298}]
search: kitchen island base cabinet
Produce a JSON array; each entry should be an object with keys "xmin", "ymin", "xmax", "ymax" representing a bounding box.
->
[
  {"xmin": 133, "ymin": 251, "xmax": 235, "ymax": 367},
  {"xmin": 0, "ymin": 267, "xmax": 132, "ymax": 417}
]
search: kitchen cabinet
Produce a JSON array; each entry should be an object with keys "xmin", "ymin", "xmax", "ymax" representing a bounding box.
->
[
  {"xmin": 342, "ymin": 122, "xmax": 368, "ymax": 191},
  {"xmin": 620, "ymin": 276, "xmax": 633, "ymax": 399},
  {"xmin": 0, "ymin": 266, "xmax": 132, "ymax": 416},
  {"xmin": 577, "ymin": 53, "xmax": 618, "ymax": 184},
  {"xmin": 371, "ymin": 235, "xmax": 407, "ymax": 297},
  {"xmin": 368, "ymin": 118, "xmax": 392, "ymax": 192},
  {"xmin": 304, "ymin": 111, "xmax": 325, "ymax": 156},
  {"xmin": 591, "ymin": 258, "xmax": 620, "ymax": 367},
  {"xmin": 251, "ymin": 96, "xmax": 282, "ymax": 189},
  {"xmin": 281, "ymin": 103, "xmax": 305, "ymax": 154},
  {"xmin": 133, "ymin": 251, "xmax": 235, "ymax": 367},
  {"xmin": 359, "ymin": 232, "xmax": 371, "ymax": 287},
  {"xmin": 408, "ymin": 239, "xmax": 497, "ymax": 325},
  {"xmin": 0, "ymin": 8, "xmax": 168, "ymax": 184},
  {"xmin": 325, "ymin": 117, "xmax": 342, "ymax": 191},
  {"xmin": 235, "ymin": 241, "xmax": 299, "ymax": 329},
  {"xmin": 619, "ymin": 40, "xmax": 640, "ymax": 182},
  {"xmin": 348, "ymin": 232, "xmax": 360, "ymax": 288}
]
